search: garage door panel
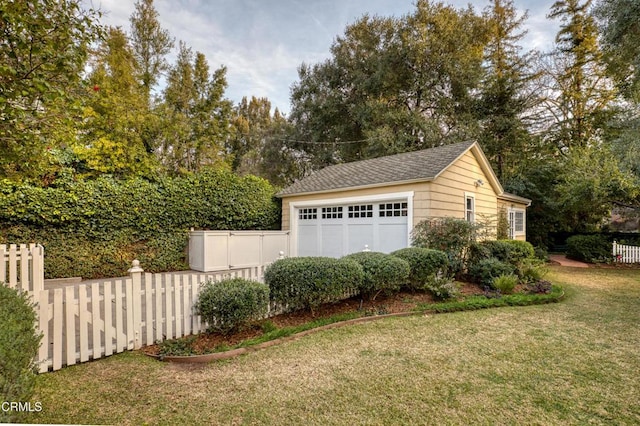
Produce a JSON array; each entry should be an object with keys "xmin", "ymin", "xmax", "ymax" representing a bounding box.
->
[
  {"xmin": 298, "ymin": 224, "xmax": 318, "ymax": 257},
  {"xmin": 378, "ymin": 223, "xmax": 408, "ymax": 253},
  {"xmin": 347, "ymin": 224, "xmax": 374, "ymax": 253},
  {"xmin": 320, "ymin": 225, "xmax": 343, "ymax": 257}
]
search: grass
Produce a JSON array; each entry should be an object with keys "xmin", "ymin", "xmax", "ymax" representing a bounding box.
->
[{"xmin": 29, "ymin": 265, "xmax": 640, "ymax": 425}]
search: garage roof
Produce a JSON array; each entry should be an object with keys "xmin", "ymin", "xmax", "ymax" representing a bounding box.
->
[{"xmin": 277, "ymin": 140, "xmax": 480, "ymax": 197}]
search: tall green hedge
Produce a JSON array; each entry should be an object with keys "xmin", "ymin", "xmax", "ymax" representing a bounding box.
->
[{"xmin": 0, "ymin": 170, "xmax": 280, "ymax": 278}]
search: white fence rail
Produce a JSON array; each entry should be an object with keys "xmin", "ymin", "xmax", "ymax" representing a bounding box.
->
[
  {"xmin": 189, "ymin": 230, "xmax": 290, "ymax": 272},
  {"xmin": 613, "ymin": 241, "xmax": 640, "ymax": 264},
  {"xmin": 36, "ymin": 263, "xmax": 273, "ymax": 373},
  {"xmin": 1, "ymin": 243, "xmax": 44, "ymax": 293}
]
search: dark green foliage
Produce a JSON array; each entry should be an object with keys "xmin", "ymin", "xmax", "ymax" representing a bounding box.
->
[
  {"xmin": 344, "ymin": 252, "xmax": 410, "ymax": 300},
  {"xmin": 411, "ymin": 217, "xmax": 482, "ymax": 274},
  {"xmin": 391, "ymin": 247, "xmax": 449, "ymax": 291},
  {"xmin": 0, "ymin": 284, "xmax": 42, "ymax": 423},
  {"xmin": 566, "ymin": 234, "xmax": 613, "ymax": 263},
  {"xmin": 264, "ymin": 257, "xmax": 363, "ymax": 312},
  {"xmin": 195, "ymin": 278, "xmax": 270, "ymax": 335},
  {"xmin": 0, "ymin": 170, "xmax": 280, "ymax": 278},
  {"xmin": 468, "ymin": 258, "xmax": 516, "ymax": 288}
]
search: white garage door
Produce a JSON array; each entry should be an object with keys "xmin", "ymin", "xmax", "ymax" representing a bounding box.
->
[{"xmin": 297, "ymin": 201, "xmax": 408, "ymax": 257}]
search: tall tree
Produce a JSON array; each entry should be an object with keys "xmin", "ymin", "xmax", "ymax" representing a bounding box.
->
[
  {"xmin": 594, "ymin": 0, "xmax": 640, "ymax": 101},
  {"xmin": 78, "ymin": 27, "xmax": 158, "ymax": 178},
  {"xmin": 0, "ymin": 0, "xmax": 101, "ymax": 181},
  {"xmin": 129, "ymin": 0, "xmax": 174, "ymax": 99},
  {"xmin": 159, "ymin": 43, "xmax": 232, "ymax": 173},
  {"xmin": 289, "ymin": 0, "xmax": 488, "ymax": 169},
  {"xmin": 477, "ymin": 0, "xmax": 538, "ymax": 181},
  {"xmin": 544, "ymin": 0, "xmax": 617, "ymax": 151}
]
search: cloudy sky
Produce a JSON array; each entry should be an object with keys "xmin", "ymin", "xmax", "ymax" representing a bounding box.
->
[{"xmin": 84, "ymin": 0, "xmax": 559, "ymax": 114}]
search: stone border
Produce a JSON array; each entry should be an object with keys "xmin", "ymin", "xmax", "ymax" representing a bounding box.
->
[{"xmin": 145, "ymin": 290, "xmax": 565, "ymax": 364}]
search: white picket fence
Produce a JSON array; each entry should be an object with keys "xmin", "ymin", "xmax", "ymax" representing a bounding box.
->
[
  {"xmin": 613, "ymin": 241, "xmax": 640, "ymax": 264},
  {"xmin": 1, "ymin": 243, "xmax": 44, "ymax": 293},
  {"xmin": 36, "ymin": 263, "xmax": 276, "ymax": 373}
]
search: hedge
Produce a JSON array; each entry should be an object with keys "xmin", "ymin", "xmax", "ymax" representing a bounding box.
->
[
  {"xmin": 264, "ymin": 257, "xmax": 363, "ymax": 312},
  {"xmin": 0, "ymin": 169, "xmax": 280, "ymax": 278},
  {"xmin": 468, "ymin": 258, "xmax": 516, "ymax": 288},
  {"xmin": 391, "ymin": 247, "xmax": 449, "ymax": 291},
  {"xmin": 566, "ymin": 234, "xmax": 613, "ymax": 263},
  {"xmin": 195, "ymin": 278, "xmax": 270, "ymax": 335},
  {"xmin": 0, "ymin": 283, "xmax": 42, "ymax": 424},
  {"xmin": 344, "ymin": 252, "xmax": 410, "ymax": 299}
]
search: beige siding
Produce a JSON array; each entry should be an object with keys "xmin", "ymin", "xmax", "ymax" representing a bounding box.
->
[
  {"xmin": 427, "ymin": 150, "xmax": 498, "ymax": 221},
  {"xmin": 280, "ymin": 182, "xmax": 429, "ymax": 230}
]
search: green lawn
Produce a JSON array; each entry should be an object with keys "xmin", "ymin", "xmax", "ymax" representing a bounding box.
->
[{"xmin": 29, "ymin": 265, "xmax": 640, "ymax": 425}]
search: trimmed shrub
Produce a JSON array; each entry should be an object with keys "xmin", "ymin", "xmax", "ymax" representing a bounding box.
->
[
  {"xmin": 468, "ymin": 258, "xmax": 515, "ymax": 288},
  {"xmin": 195, "ymin": 278, "xmax": 270, "ymax": 335},
  {"xmin": 391, "ymin": 247, "xmax": 449, "ymax": 291},
  {"xmin": 503, "ymin": 240, "xmax": 535, "ymax": 264},
  {"xmin": 411, "ymin": 217, "xmax": 482, "ymax": 274},
  {"xmin": 264, "ymin": 257, "xmax": 363, "ymax": 312},
  {"xmin": 493, "ymin": 274, "xmax": 518, "ymax": 294},
  {"xmin": 479, "ymin": 240, "xmax": 513, "ymax": 262},
  {"xmin": 0, "ymin": 283, "xmax": 42, "ymax": 423},
  {"xmin": 344, "ymin": 252, "xmax": 410, "ymax": 299},
  {"xmin": 566, "ymin": 234, "xmax": 612, "ymax": 263}
]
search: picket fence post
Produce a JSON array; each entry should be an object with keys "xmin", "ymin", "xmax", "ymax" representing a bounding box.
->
[{"xmin": 128, "ymin": 259, "xmax": 144, "ymax": 350}]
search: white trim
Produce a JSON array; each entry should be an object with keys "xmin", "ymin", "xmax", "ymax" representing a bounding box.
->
[{"xmin": 289, "ymin": 191, "xmax": 414, "ymax": 256}]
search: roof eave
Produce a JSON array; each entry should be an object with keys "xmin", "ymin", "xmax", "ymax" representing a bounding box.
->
[
  {"xmin": 498, "ymin": 192, "xmax": 532, "ymax": 207},
  {"xmin": 276, "ymin": 177, "xmax": 434, "ymax": 198}
]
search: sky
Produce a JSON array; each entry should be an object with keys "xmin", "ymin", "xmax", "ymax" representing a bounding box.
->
[{"xmin": 83, "ymin": 0, "xmax": 559, "ymax": 114}]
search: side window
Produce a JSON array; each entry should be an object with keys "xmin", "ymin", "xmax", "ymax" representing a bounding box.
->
[{"xmin": 465, "ymin": 195, "xmax": 475, "ymax": 223}]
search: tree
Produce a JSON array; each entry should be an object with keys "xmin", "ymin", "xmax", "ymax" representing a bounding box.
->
[
  {"xmin": 594, "ymin": 0, "xmax": 640, "ymax": 101},
  {"xmin": 159, "ymin": 43, "xmax": 233, "ymax": 173},
  {"xmin": 129, "ymin": 0, "xmax": 174, "ymax": 99},
  {"xmin": 544, "ymin": 0, "xmax": 617, "ymax": 151},
  {"xmin": 289, "ymin": 1, "xmax": 488, "ymax": 168},
  {"xmin": 0, "ymin": 0, "xmax": 101, "ymax": 181},
  {"xmin": 476, "ymin": 0, "xmax": 538, "ymax": 181},
  {"xmin": 78, "ymin": 27, "xmax": 158, "ymax": 178}
]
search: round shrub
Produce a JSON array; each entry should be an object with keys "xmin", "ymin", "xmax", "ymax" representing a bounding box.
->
[
  {"xmin": 0, "ymin": 283, "xmax": 42, "ymax": 423},
  {"xmin": 344, "ymin": 252, "xmax": 410, "ymax": 299},
  {"xmin": 195, "ymin": 278, "xmax": 270, "ymax": 335},
  {"xmin": 468, "ymin": 258, "xmax": 516, "ymax": 288},
  {"xmin": 493, "ymin": 274, "xmax": 518, "ymax": 294},
  {"xmin": 503, "ymin": 240, "xmax": 535, "ymax": 264},
  {"xmin": 264, "ymin": 257, "xmax": 363, "ymax": 312},
  {"xmin": 566, "ymin": 234, "xmax": 612, "ymax": 263},
  {"xmin": 391, "ymin": 247, "xmax": 449, "ymax": 291},
  {"xmin": 479, "ymin": 240, "xmax": 513, "ymax": 262}
]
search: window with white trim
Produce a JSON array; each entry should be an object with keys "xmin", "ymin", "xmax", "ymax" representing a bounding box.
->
[
  {"xmin": 298, "ymin": 208, "xmax": 317, "ymax": 220},
  {"xmin": 465, "ymin": 195, "xmax": 475, "ymax": 223},
  {"xmin": 379, "ymin": 202, "xmax": 408, "ymax": 217},
  {"xmin": 508, "ymin": 208, "xmax": 526, "ymax": 238},
  {"xmin": 348, "ymin": 204, "xmax": 373, "ymax": 218},
  {"xmin": 321, "ymin": 206, "xmax": 343, "ymax": 219}
]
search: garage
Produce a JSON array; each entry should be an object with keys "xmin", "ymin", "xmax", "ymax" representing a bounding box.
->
[
  {"xmin": 277, "ymin": 141, "xmax": 531, "ymax": 257},
  {"xmin": 293, "ymin": 195, "xmax": 412, "ymax": 258}
]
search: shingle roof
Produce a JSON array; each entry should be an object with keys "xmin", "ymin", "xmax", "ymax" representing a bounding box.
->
[{"xmin": 277, "ymin": 140, "xmax": 477, "ymax": 197}]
